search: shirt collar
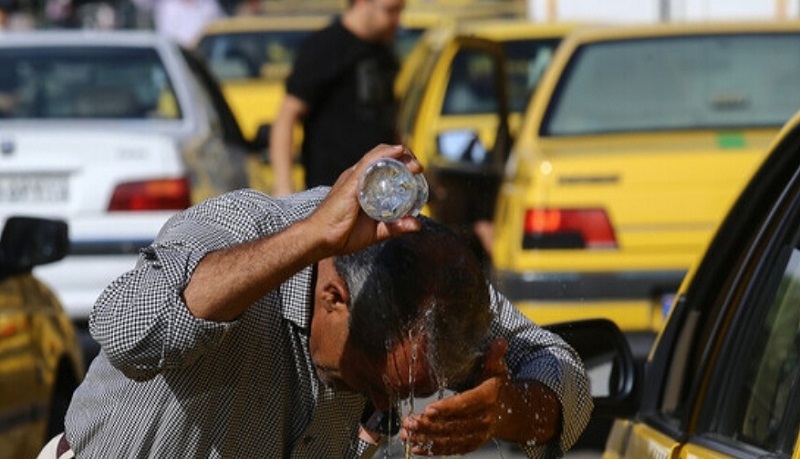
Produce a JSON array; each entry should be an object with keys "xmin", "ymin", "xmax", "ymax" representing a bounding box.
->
[{"xmin": 280, "ymin": 263, "xmax": 316, "ymax": 330}]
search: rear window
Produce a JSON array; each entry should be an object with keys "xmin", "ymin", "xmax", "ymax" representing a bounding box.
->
[
  {"xmin": 542, "ymin": 33, "xmax": 800, "ymax": 136},
  {"xmin": 196, "ymin": 30, "xmax": 313, "ymax": 81},
  {"xmin": 0, "ymin": 47, "xmax": 181, "ymax": 120}
]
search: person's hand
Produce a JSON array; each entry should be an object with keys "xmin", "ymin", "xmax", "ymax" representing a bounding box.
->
[
  {"xmin": 398, "ymin": 338, "xmax": 510, "ymax": 456},
  {"xmin": 309, "ymin": 144, "xmax": 423, "ymax": 256}
]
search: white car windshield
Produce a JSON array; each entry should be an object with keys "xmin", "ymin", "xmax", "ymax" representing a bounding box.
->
[{"xmin": 0, "ymin": 46, "xmax": 182, "ymax": 120}]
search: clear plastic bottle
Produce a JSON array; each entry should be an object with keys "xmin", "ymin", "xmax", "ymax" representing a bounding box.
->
[{"xmin": 358, "ymin": 158, "xmax": 429, "ymax": 222}]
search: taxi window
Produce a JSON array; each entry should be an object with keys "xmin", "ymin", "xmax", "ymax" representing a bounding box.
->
[
  {"xmin": 196, "ymin": 30, "xmax": 313, "ymax": 81},
  {"xmin": 397, "ymin": 46, "xmax": 440, "ymax": 139},
  {"xmin": 395, "ymin": 26, "xmax": 425, "ymax": 62},
  {"xmin": 0, "ymin": 47, "xmax": 181, "ymax": 120},
  {"xmin": 442, "ymin": 50, "xmax": 500, "ymax": 115},
  {"xmin": 501, "ymin": 38, "xmax": 560, "ymax": 113},
  {"xmin": 701, "ymin": 246, "xmax": 800, "ymax": 453},
  {"xmin": 542, "ymin": 33, "xmax": 800, "ymax": 136}
]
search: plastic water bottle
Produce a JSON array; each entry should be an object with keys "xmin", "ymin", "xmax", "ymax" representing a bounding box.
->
[{"xmin": 358, "ymin": 158, "xmax": 429, "ymax": 222}]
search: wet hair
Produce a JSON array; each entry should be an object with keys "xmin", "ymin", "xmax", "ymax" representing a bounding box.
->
[{"xmin": 333, "ymin": 216, "xmax": 492, "ymax": 387}]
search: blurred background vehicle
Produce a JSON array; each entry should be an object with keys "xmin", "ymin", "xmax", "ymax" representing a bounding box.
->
[
  {"xmin": 396, "ymin": 19, "xmax": 577, "ymax": 259},
  {"xmin": 0, "ymin": 30, "xmax": 252, "ymax": 362},
  {"xmin": 491, "ymin": 20, "xmax": 800, "ymax": 364},
  {"xmin": 195, "ymin": 4, "xmax": 524, "ymax": 195},
  {"xmin": 0, "ymin": 216, "xmax": 84, "ymax": 459},
  {"xmin": 603, "ymin": 107, "xmax": 800, "ymax": 458}
]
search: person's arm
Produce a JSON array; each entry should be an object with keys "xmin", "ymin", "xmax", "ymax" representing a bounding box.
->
[
  {"xmin": 185, "ymin": 143, "xmax": 422, "ymax": 321},
  {"xmin": 269, "ymin": 94, "xmax": 307, "ymax": 196},
  {"xmin": 93, "ymin": 144, "xmax": 424, "ymax": 379}
]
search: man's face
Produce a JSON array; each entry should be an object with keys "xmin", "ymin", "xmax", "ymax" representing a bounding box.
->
[
  {"xmin": 366, "ymin": 0, "xmax": 404, "ymax": 43},
  {"xmin": 309, "ymin": 259, "xmax": 438, "ymax": 411}
]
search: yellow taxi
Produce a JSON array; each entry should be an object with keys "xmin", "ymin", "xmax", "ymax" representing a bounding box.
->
[
  {"xmin": 491, "ymin": 20, "xmax": 800, "ymax": 361},
  {"xmin": 602, "ymin": 108, "xmax": 800, "ymax": 458},
  {"xmin": 0, "ymin": 217, "xmax": 84, "ymax": 458},
  {"xmin": 396, "ymin": 19, "xmax": 577, "ymax": 252}
]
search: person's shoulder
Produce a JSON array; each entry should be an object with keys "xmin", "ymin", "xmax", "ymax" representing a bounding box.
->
[{"xmin": 303, "ymin": 17, "xmax": 345, "ymax": 44}]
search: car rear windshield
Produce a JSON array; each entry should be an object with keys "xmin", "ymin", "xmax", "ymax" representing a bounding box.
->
[
  {"xmin": 541, "ymin": 33, "xmax": 800, "ymax": 136},
  {"xmin": 196, "ymin": 31, "xmax": 312, "ymax": 81},
  {"xmin": 0, "ymin": 47, "xmax": 182, "ymax": 120}
]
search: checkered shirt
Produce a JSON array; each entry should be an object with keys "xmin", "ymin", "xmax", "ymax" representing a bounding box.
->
[{"xmin": 64, "ymin": 188, "xmax": 592, "ymax": 458}]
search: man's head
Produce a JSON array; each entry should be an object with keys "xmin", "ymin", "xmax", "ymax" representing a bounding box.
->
[
  {"xmin": 309, "ymin": 217, "xmax": 492, "ymax": 410},
  {"xmin": 346, "ymin": 0, "xmax": 404, "ymax": 44}
]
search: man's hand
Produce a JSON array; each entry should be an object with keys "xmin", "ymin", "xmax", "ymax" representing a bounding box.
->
[
  {"xmin": 398, "ymin": 338, "xmax": 561, "ymax": 456},
  {"xmin": 309, "ymin": 144, "xmax": 423, "ymax": 256},
  {"xmin": 398, "ymin": 338, "xmax": 508, "ymax": 456}
]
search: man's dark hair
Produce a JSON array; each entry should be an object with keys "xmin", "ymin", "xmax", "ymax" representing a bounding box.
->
[{"xmin": 333, "ymin": 216, "xmax": 492, "ymax": 387}]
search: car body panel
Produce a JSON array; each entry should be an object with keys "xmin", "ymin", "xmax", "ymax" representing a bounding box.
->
[
  {"xmin": 600, "ymin": 109, "xmax": 800, "ymax": 458},
  {"xmin": 602, "ymin": 421, "xmax": 679, "ymax": 459},
  {"xmin": 0, "ymin": 130, "xmax": 181, "ymax": 320},
  {"xmin": 492, "ymin": 20, "xmax": 800, "ymax": 359}
]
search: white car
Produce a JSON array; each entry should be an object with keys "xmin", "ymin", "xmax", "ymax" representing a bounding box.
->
[{"xmin": 0, "ymin": 30, "xmax": 252, "ymax": 360}]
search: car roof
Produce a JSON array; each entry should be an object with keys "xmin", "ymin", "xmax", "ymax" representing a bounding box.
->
[
  {"xmin": 200, "ymin": 14, "xmax": 335, "ymax": 35},
  {"xmin": 563, "ymin": 19, "xmax": 800, "ymax": 44},
  {"xmin": 0, "ymin": 29, "xmax": 174, "ymax": 48},
  {"xmin": 456, "ymin": 18, "xmax": 584, "ymax": 40}
]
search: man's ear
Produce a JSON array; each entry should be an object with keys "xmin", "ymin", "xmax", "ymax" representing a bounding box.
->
[{"xmin": 316, "ymin": 258, "xmax": 350, "ymax": 314}]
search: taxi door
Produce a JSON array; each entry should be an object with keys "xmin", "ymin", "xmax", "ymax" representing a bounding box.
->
[
  {"xmin": 397, "ymin": 34, "xmax": 509, "ymax": 243},
  {"xmin": 604, "ymin": 118, "xmax": 800, "ymax": 459}
]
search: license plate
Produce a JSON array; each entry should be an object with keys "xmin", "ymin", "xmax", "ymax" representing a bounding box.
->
[{"xmin": 0, "ymin": 174, "xmax": 69, "ymax": 203}]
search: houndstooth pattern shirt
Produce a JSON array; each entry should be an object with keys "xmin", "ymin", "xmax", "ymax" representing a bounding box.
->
[{"xmin": 64, "ymin": 187, "xmax": 592, "ymax": 459}]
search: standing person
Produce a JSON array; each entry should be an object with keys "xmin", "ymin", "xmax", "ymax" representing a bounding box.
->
[
  {"xmin": 269, "ymin": 0, "xmax": 403, "ymax": 196},
  {"xmin": 42, "ymin": 145, "xmax": 591, "ymax": 459}
]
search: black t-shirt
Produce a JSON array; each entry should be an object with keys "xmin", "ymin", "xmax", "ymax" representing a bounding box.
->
[{"xmin": 286, "ymin": 18, "xmax": 399, "ymax": 188}]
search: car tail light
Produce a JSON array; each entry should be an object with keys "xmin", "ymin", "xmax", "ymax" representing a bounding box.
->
[
  {"xmin": 108, "ymin": 178, "xmax": 191, "ymax": 211},
  {"xmin": 523, "ymin": 208, "xmax": 617, "ymax": 249}
]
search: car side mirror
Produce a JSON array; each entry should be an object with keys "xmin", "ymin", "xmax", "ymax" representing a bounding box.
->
[
  {"xmin": 0, "ymin": 216, "xmax": 69, "ymax": 276},
  {"xmin": 545, "ymin": 318, "xmax": 640, "ymax": 418}
]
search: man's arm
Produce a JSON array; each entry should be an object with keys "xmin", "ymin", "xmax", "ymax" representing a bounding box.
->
[
  {"xmin": 269, "ymin": 94, "xmax": 307, "ymax": 196},
  {"xmin": 185, "ymin": 144, "xmax": 423, "ymax": 321}
]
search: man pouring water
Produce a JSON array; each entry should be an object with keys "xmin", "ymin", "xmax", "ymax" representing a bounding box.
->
[{"xmin": 41, "ymin": 144, "xmax": 592, "ymax": 458}]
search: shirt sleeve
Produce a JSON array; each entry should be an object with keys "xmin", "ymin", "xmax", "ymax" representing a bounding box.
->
[
  {"xmin": 488, "ymin": 286, "xmax": 593, "ymax": 458},
  {"xmin": 88, "ymin": 190, "xmax": 286, "ymax": 381}
]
